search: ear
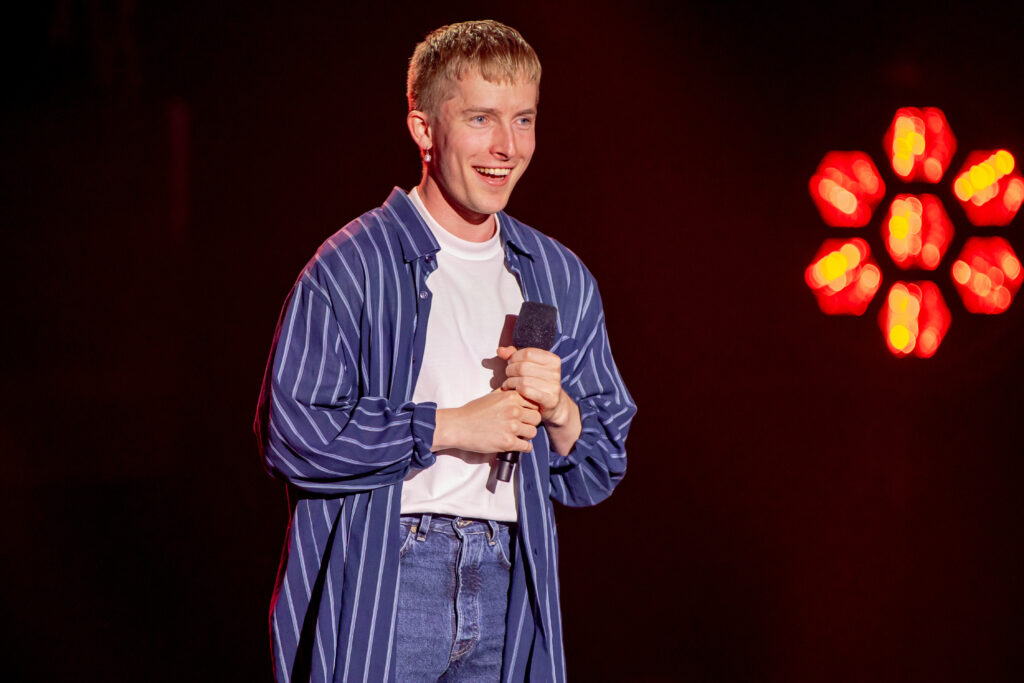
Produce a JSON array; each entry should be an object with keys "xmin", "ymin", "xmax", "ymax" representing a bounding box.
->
[{"xmin": 407, "ymin": 109, "xmax": 433, "ymax": 154}]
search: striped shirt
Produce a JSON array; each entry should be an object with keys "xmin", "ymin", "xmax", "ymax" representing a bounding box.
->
[{"xmin": 254, "ymin": 188, "xmax": 636, "ymax": 682}]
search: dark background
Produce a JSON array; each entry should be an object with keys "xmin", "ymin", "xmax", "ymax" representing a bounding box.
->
[{"xmin": 3, "ymin": 1, "xmax": 1023, "ymax": 680}]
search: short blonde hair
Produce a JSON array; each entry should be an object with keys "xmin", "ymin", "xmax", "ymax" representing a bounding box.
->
[{"xmin": 407, "ymin": 20, "xmax": 542, "ymax": 116}]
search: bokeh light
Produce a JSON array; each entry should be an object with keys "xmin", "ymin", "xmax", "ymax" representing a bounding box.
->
[
  {"xmin": 952, "ymin": 149, "xmax": 1024, "ymax": 226},
  {"xmin": 805, "ymin": 237, "xmax": 882, "ymax": 315},
  {"xmin": 950, "ymin": 237, "xmax": 1023, "ymax": 313},
  {"xmin": 878, "ymin": 281, "xmax": 951, "ymax": 358},
  {"xmin": 809, "ymin": 151, "xmax": 886, "ymax": 227},
  {"xmin": 881, "ymin": 194, "xmax": 953, "ymax": 270},
  {"xmin": 882, "ymin": 107, "xmax": 956, "ymax": 183}
]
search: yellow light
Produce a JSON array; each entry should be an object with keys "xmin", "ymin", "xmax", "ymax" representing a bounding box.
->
[
  {"xmin": 970, "ymin": 163, "xmax": 996, "ymax": 190},
  {"xmin": 919, "ymin": 328, "xmax": 938, "ymax": 356},
  {"xmin": 889, "ymin": 324, "xmax": 912, "ymax": 350},
  {"xmin": 995, "ymin": 286, "xmax": 1011, "ymax": 310},
  {"xmin": 839, "ymin": 242, "xmax": 862, "ymax": 268},
  {"xmin": 995, "ymin": 149, "xmax": 1015, "ymax": 174},
  {"xmin": 820, "ymin": 251, "xmax": 849, "ymax": 284},
  {"xmin": 954, "ymin": 175, "xmax": 973, "ymax": 201},
  {"xmin": 889, "ymin": 284, "xmax": 909, "ymax": 309},
  {"xmin": 1002, "ymin": 254, "xmax": 1021, "ymax": 280},
  {"xmin": 972, "ymin": 272, "xmax": 992, "ymax": 296},
  {"xmin": 1004, "ymin": 178, "xmax": 1024, "ymax": 211},
  {"xmin": 860, "ymin": 264, "xmax": 881, "ymax": 290},
  {"xmin": 889, "ymin": 215, "xmax": 909, "ymax": 239}
]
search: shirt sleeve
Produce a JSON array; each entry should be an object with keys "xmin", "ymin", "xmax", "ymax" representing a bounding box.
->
[
  {"xmin": 548, "ymin": 276, "xmax": 636, "ymax": 507},
  {"xmin": 255, "ymin": 275, "xmax": 437, "ymax": 495}
]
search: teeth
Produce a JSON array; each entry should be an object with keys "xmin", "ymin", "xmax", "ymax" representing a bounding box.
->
[{"xmin": 475, "ymin": 167, "xmax": 511, "ymax": 177}]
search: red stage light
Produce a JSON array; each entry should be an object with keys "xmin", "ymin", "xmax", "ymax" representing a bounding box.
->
[
  {"xmin": 878, "ymin": 281, "xmax": 951, "ymax": 358},
  {"xmin": 881, "ymin": 194, "xmax": 953, "ymax": 270},
  {"xmin": 805, "ymin": 237, "xmax": 882, "ymax": 315},
  {"xmin": 952, "ymin": 149, "xmax": 1024, "ymax": 226},
  {"xmin": 950, "ymin": 237, "xmax": 1023, "ymax": 314},
  {"xmin": 809, "ymin": 151, "xmax": 886, "ymax": 227},
  {"xmin": 882, "ymin": 107, "xmax": 956, "ymax": 183}
]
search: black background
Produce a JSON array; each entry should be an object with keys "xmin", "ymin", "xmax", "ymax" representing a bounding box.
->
[{"xmin": 3, "ymin": 1, "xmax": 1023, "ymax": 680}]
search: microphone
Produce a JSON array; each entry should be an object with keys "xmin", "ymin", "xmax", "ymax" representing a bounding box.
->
[{"xmin": 495, "ymin": 301, "xmax": 558, "ymax": 483}]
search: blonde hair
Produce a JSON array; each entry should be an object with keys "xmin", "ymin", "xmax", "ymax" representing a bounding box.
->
[{"xmin": 407, "ymin": 20, "xmax": 541, "ymax": 116}]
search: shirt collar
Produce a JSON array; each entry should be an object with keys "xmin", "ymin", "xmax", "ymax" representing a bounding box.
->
[{"xmin": 383, "ymin": 186, "xmax": 535, "ymax": 262}]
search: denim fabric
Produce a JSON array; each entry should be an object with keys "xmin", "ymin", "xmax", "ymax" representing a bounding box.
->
[{"xmin": 396, "ymin": 514, "xmax": 514, "ymax": 681}]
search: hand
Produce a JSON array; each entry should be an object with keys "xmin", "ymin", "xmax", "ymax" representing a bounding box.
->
[
  {"xmin": 433, "ymin": 389, "xmax": 542, "ymax": 454},
  {"xmin": 497, "ymin": 346, "xmax": 568, "ymax": 424},
  {"xmin": 498, "ymin": 346, "xmax": 582, "ymax": 455}
]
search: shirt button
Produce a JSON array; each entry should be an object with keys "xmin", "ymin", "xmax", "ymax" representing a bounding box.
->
[
  {"xmin": 425, "ymin": 255, "xmax": 434, "ymax": 263},
  {"xmin": 419, "ymin": 290, "xmax": 428, "ymax": 299}
]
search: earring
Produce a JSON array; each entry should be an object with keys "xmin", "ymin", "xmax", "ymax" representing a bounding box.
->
[{"xmin": 424, "ymin": 150, "xmax": 432, "ymax": 162}]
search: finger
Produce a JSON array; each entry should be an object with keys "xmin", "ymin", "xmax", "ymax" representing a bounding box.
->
[
  {"xmin": 519, "ymin": 423, "xmax": 538, "ymax": 440},
  {"xmin": 496, "ymin": 345, "xmax": 517, "ymax": 361},
  {"xmin": 504, "ymin": 361, "xmax": 560, "ymax": 382}
]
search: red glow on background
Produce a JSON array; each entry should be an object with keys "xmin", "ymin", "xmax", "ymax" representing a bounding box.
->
[
  {"xmin": 950, "ymin": 237, "xmax": 1023, "ymax": 314},
  {"xmin": 881, "ymin": 194, "xmax": 953, "ymax": 270},
  {"xmin": 882, "ymin": 107, "xmax": 956, "ymax": 183},
  {"xmin": 805, "ymin": 237, "xmax": 882, "ymax": 315},
  {"xmin": 952, "ymin": 149, "xmax": 1024, "ymax": 226},
  {"xmin": 809, "ymin": 151, "xmax": 886, "ymax": 227},
  {"xmin": 878, "ymin": 281, "xmax": 951, "ymax": 358}
]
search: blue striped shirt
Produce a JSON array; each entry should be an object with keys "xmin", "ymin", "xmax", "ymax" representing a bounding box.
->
[{"xmin": 255, "ymin": 188, "xmax": 636, "ymax": 682}]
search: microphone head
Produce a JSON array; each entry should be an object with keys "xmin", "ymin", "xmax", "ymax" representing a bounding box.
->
[{"xmin": 513, "ymin": 301, "xmax": 558, "ymax": 349}]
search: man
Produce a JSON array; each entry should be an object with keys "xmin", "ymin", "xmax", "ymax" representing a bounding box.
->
[{"xmin": 255, "ymin": 20, "xmax": 635, "ymax": 682}]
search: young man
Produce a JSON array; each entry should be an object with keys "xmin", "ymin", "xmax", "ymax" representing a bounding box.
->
[{"xmin": 255, "ymin": 20, "xmax": 635, "ymax": 681}]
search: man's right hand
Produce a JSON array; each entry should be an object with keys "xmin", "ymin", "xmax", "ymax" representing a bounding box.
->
[{"xmin": 432, "ymin": 390, "xmax": 542, "ymax": 454}]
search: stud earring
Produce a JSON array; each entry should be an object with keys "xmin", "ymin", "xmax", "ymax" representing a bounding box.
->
[{"xmin": 424, "ymin": 150, "xmax": 432, "ymax": 162}]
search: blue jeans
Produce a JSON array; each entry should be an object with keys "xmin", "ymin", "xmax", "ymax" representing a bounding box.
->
[{"xmin": 395, "ymin": 514, "xmax": 514, "ymax": 681}]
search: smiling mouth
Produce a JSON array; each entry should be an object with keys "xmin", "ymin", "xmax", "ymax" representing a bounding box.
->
[{"xmin": 474, "ymin": 167, "xmax": 512, "ymax": 179}]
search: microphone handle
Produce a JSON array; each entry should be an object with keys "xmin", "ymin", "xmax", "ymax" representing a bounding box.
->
[{"xmin": 495, "ymin": 451, "xmax": 520, "ymax": 482}]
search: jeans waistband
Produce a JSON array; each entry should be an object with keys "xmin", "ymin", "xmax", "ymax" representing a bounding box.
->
[{"xmin": 400, "ymin": 513, "xmax": 514, "ymax": 540}]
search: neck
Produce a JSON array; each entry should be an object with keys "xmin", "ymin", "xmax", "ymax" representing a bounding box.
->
[{"xmin": 417, "ymin": 175, "xmax": 496, "ymax": 243}]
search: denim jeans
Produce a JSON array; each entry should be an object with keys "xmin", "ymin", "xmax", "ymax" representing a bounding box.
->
[{"xmin": 395, "ymin": 514, "xmax": 514, "ymax": 681}]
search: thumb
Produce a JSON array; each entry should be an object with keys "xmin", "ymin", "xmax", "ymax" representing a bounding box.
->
[{"xmin": 496, "ymin": 345, "xmax": 517, "ymax": 360}]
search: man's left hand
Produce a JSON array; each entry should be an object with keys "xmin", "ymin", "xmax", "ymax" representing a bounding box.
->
[{"xmin": 497, "ymin": 346, "xmax": 582, "ymax": 456}]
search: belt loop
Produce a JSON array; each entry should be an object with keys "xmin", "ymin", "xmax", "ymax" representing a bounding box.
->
[
  {"xmin": 416, "ymin": 513, "xmax": 432, "ymax": 541},
  {"xmin": 487, "ymin": 520, "xmax": 499, "ymax": 545}
]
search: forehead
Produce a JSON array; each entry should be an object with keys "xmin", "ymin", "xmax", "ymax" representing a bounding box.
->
[{"xmin": 440, "ymin": 70, "xmax": 539, "ymax": 112}]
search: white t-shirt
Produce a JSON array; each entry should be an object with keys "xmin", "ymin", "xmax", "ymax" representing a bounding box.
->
[{"xmin": 399, "ymin": 188, "xmax": 524, "ymax": 521}]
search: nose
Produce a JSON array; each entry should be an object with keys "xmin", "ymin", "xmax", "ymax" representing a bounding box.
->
[{"xmin": 490, "ymin": 122, "xmax": 516, "ymax": 160}]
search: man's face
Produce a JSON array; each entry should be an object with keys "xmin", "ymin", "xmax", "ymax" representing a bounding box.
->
[{"xmin": 427, "ymin": 71, "xmax": 538, "ymax": 222}]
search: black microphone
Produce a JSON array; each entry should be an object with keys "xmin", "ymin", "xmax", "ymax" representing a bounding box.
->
[{"xmin": 495, "ymin": 301, "xmax": 558, "ymax": 483}]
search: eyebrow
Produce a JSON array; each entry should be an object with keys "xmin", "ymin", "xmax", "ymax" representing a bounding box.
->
[{"xmin": 462, "ymin": 107, "xmax": 538, "ymax": 117}]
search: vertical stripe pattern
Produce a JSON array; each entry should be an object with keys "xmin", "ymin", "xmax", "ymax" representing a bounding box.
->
[{"xmin": 254, "ymin": 188, "xmax": 636, "ymax": 681}]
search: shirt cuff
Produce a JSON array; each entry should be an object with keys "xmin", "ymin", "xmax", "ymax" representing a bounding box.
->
[{"xmin": 410, "ymin": 401, "xmax": 438, "ymax": 469}]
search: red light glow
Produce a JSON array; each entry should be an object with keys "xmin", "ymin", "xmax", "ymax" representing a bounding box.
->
[
  {"xmin": 878, "ymin": 281, "xmax": 951, "ymax": 358},
  {"xmin": 950, "ymin": 237, "xmax": 1023, "ymax": 314},
  {"xmin": 805, "ymin": 237, "xmax": 882, "ymax": 315},
  {"xmin": 881, "ymin": 194, "xmax": 953, "ymax": 270},
  {"xmin": 809, "ymin": 151, "xmax": 886, "ymax": 227},
  {"xmin": 952, "ymin": 149, "xmax": 1024, "ymax": 226},
  {"xmin": 883, "ymin": 107, "xmax": 957, "ymax": 183}
]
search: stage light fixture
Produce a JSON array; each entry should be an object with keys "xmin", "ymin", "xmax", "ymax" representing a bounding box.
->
[
  {"xmin": 952, "ymin": 149, "xmax": 1024, "ymax": 226},
  {"xmin": 950, "ymin": 237, "xmax": 1023, "ymax": 314},
  {"xmin": 881, "ymin": 194, "xmax": 953, "ymax": 270},
  {"xmin": 882, "ymin": 107, "xmax": 956, "ymax": 183},
  {"xmin": 878, "ymin": 281, "xmax": 951, "ymax": 358},
  {"xmin": 807, "ymin": 106, "xmax": 1020, "ymax": 357},
  {"xmin": 805, "ymin": 237, "xmax": 882, "ymax": 315},
  {"xmin": 809, "ymin": 151, "xmax": 886, "ymax": 227}
]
